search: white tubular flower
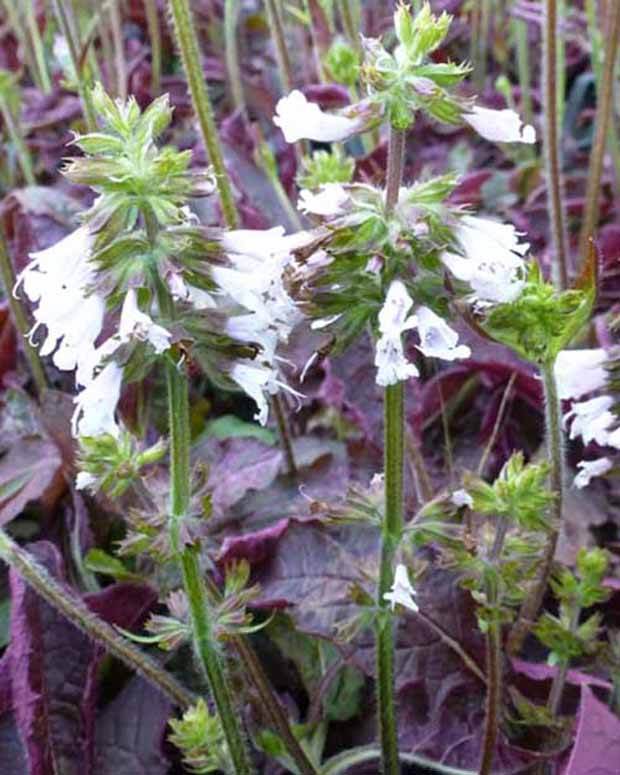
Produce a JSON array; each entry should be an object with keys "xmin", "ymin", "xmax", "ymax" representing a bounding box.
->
[
  {"xmin": 574, "ymin": 457, "xmax": 613, "ymax": 489},
  {"xmin": 415, "ymin": 306, "xmax": 471, "ymax": 362},
  {"xmin": 298, "ymin": 184, "xmax": 351, "ymax": 217},
  {"xmin": 463, "ymin": 106, "xmax": 536, "ymax": 144},
  {"xmin": 566, "ymin": 396, "xmax": 616, "ymax": 447},
  {"xmin": 554, "ymin": 349, "xmax": 608, "ymax": 401},
  {"xmin": 384, "ymin": 564, "xmax": 419, "ymax": 613},
  {"xmin": 118, "ymin": 289, "xmax": 171, "ymax": 354},
  {"xmin": 451, "ymin": 489, "xmax": 474, "ymax": 508},
  {"xmin": 273, "ymin": 90, "xmax": 366, "ymax": 143},
  {"xmin": 16, "ymin": 225, "xmax": 106, "ymax": 383},
  {"xmin": 374, "ymin": 280, "xmax": 419, "ymax": 387},
  {"xmin": 441, "ymin": 215, "xmax": 528, "ymax": 303},
  {"xmin": 168, "ymin": 273, "xmax": 216, "ymax": 310},
  {"xmin": 72, "ymin": 362, "xmax": 123, "ymax": 438},
  {"xmin": 229, "ymin": 362, "xmax": 303, "ymax": 426},
  {"xmin": 215, "ymin": 227, "xmax": 305, "ymax": 345}
]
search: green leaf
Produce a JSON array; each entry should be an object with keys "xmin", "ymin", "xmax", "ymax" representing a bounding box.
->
[
  {"xmin": 84, "ymin": 549, "xmax": 142, "ymax": 582},
  {"xmin": 202, "ymin": 415, "xmax": 277, "ymax": 444}
]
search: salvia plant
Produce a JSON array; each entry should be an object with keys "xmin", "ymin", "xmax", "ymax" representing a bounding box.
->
[{"xmin": 1, "ymin": 2, "xmax": 620, "ymax": 775}]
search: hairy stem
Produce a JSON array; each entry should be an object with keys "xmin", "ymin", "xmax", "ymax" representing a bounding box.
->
[
  {"xmin": 264, "ymin": 0, "xmax": 293, "ymax": 93},
  {"xmin": 50, "ymin": 0, "xmax": 98, "ymax": 131},
  {"xmin": 479, "ymin": 518, "xmax": 509, "ymax": 775},
  {"xmin": 0, "ymin": 528, "xmax": 194, "ymax": 708},
  {"xmin": 145, "ymin": 204, "xmax": 253, "ymax": 773},
  {"xmin": 203, "ymin": 574, "xmax": 318, "ymax": 775},
  {"xmin": 508, "ymin": 360, "xmax": 564, "ymax": 655},
  {"xmin": 375, "ymin": 126, "xmax": 407, "ymax": 775},
  {"xmin": 144, "ymin": 0, "xmax": 162, "ymax": 95},
  {"xmin": 377, "ymin": 382, "xmax": 404, "ymax": 775},
  {"xmin": 542, "ymin": 0, "xmax": 569, "ymax": 289},
  {"xmin": 167, "ymin": 0, "xmax": 239, "ymax": 229},
  {"xmin": 0, "ymin": 230, "xmax": 47, "ymax": 395},
  {"xmin": 577, "ymin": 0, "xmax": 620, "ymax": 261},
  {"xmin": 24, "ymin": 0, "xmax": 52, "ymax": 94},
  {"xmin": 225, "ymin": 0, "xmax": 246, "ymax": 113},
  {"xmin": 109, "ymin": 0, "xmax": 128, "ymax": 100},
  {"xmin": 547, "ymin": 606, "xmax": 580, "ymax": 717}
]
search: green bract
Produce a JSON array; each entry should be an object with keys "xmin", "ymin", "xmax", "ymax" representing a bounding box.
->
[
  {"xmin": 482, "ymin": 262, "xmax": 596, "ymax": 365},
  {"xmin": 360, "ymin": 3, "xmax": 471, "ymax": 130},
  {"xmin": 169, "ymin": 699, "xmax": 232, "ymax": 774},
  {"xmin": 465, "ymin": 453, "xmax": 554, "ymax": 533},
  {"xmin": 297, "ymin": 148, "xmax": 355, "ymax": 189},
  {"xmin": 77, "ymin": 432, "xmax": 167, "ymax": 497},
  {"xmin": 63, "ymin": 84, "xmax": 213, "ymax": 244},
  {"xmin": 324, "ymin": 39, "xmax": 360, "ymax": 88}
]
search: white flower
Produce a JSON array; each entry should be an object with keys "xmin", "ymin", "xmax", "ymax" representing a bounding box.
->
[
  {"xmin": 16, "ymin": 225, "xmax": 106, "ymax": 385},
  {"xmin": 229, "ymin": 361, "xmax": 303, "ymax": 426},
  {"xmin": 451, "ymin": 489, "xmax": 474, "ymax": 508},
  {"xmin": 415, "ymin": 306, "xmax": 471, "ymax": 361},
  {"xmin": 441, "ymin": 215, "xmax": 528, "ymax": 303},
  {"xmin": 566, "ymin": 396, "xmax": 616, "ymax": 447},
  {"xmin": 72, "ymin": 362, "xmax": 123, "ymax": 438},
  {"xmin": 374, "ymin": 280, "xmax": 419, "ymax": 387},
  {"xmin": 215, "ymin": 227, "xmax": 305, "ymax": 348},
  {"xmin": 298, "ymin": 184, "xmax": 351, "ymax": 217},
  {"xmin": 75, "ymin": 471, "xmax": 97, "ymax": 491},
  {"xmin": 384, "ymin": 564, "xmax": 419, "ymax": 613},
  {"xmin": 118, "ymin": 289, "xmax": 171, "ymax": 354},
  {"xmin": 273, "ymin": 90, "xmax": 366, "ymax": 143},
  {"xmin": 554, "ymin": 349, "xmax": 608, "ymax": 401},
  {"xmin": 574, "ymin": 457, "xmax": 613, "ymax": 489},
  {"xmin": 463, "ymin": 106, "xmax": 536, "ymax": 144},
  {"xmin": 168, "ymin": 273, "xmax": 216, "ymax": 310}
]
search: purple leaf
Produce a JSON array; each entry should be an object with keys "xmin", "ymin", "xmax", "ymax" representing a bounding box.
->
[
  {"xmin": 7, "ymin": 541, "xmax": 157, "ymax": 775},
  {"xmin": 0, "ymin": 438, "xmax": 64, "ymax": 527},
  {"xmin": 94, "ymin": 677, "xmax": 172, "ymax": 775},
  {"xmin": 218, "ymin": 518, "xmax": 290, "ymax": 566},
  {"xmin": 564, "ymin": 685, "xmax": 620, "ymax": 775}
]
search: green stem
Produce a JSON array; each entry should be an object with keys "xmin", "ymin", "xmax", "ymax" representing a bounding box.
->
[
  {"xmin": 339, "ymin": 0, "xmax": 361, "ymax": 55},
  {"xmin": 479, "ymin": 517, "xmax": 509, "ymax": 775},
  {"xmin": 145, "ymin": 202, "xmax": 253, "ymax": 773},
  {"xmin": 508, "ymin": 361, "xmax": 564, "ymax": 655},
  {"xmin": 203, "ymin": 575, "xmax": 318, "ymax": 775},
  {"xmin": 109, "ymin": 0, "xmax": 128, "ymax": 100},
  {"xmin": 376, "ymin": 384, "xmax": 404, "ymax": 775},
  {"xmin": 167, "ymin": 0, "xmax": 239, "ymax": 229},
  {"xmin": 542, "ymin": 0, "xmax": 569, "ymax": 289},
  {"xmin": 513, "ymin": 17, "xmax": 533, "ymax": 125},
  {"xmin": 321, "ymin": 745, "xmax": 477, "ymax": 775},
  {"xmin": 0, "ymin": 230, "xmax": 47, "ymax": 395},
  {"xmin": 50, "ymin": 0, "xmax": 98, "ymax": 132},
  {"xmin": 547, "ymin": 605, "xmax": 580, "ymax": 717},
  {"xmin": 0, "ymin": 528, "xmax": 194, "ymax": 709},
  {"xmin": 225, "ymin": 0, "xmax": 246, "ymax": 113},
  {"xmin": 0, "ymin": 98, "xmax": 36, "ymax": 186},
  {"xmin": 375, "ymin": 126, "xmax": 407, "ymax": 775},
  {"xmin": 144, "ymin": 0, "xmax": 162, "ymax": 95},
  {"xmin": 24, "ymin": 0, "xmax": 53, "ymax": 94},
  {"xmin": 264, "ymin": 0, "xmax": 293, "ymax": 93},
  {"xmin": 578, "ymin": 0, "xmax": 620, "ymax": 262}
]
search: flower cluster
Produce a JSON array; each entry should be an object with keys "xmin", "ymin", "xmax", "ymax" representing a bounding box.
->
[{"xmin": 274, "ymin": 4, "xmax": 535, "ymax": 145}]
